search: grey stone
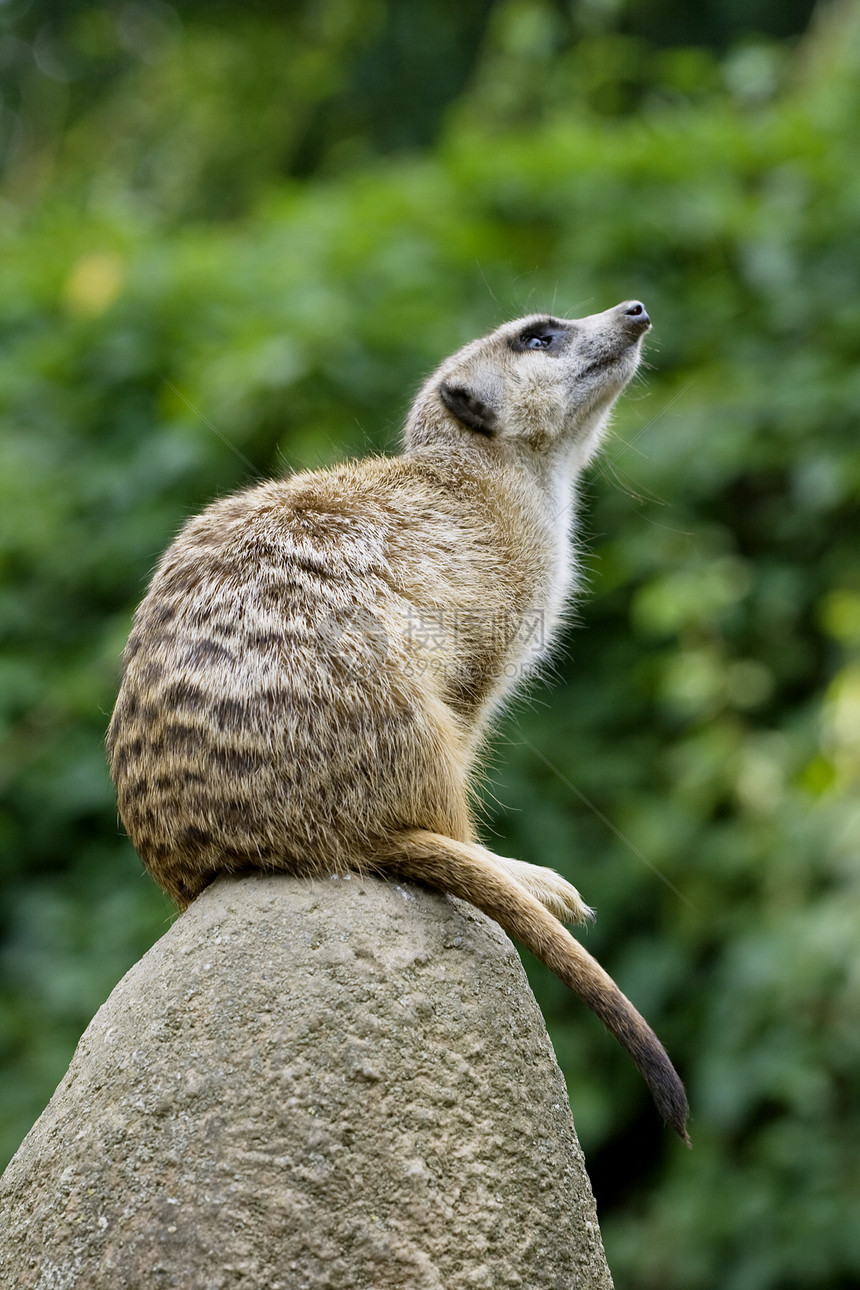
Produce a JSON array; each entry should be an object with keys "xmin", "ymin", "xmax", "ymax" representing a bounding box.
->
[{"xmin": 0, "ymin": 873, "xmax": 614, "ymax": 1289}]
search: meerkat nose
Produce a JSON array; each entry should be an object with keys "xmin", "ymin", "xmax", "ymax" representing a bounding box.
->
[{"xmin": 620, "ymin": 300, "xmax": 651, "ymax": 333}]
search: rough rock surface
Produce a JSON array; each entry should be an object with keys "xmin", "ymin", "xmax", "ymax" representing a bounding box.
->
[{"xmin": 0, "ymin": 872, "xmax": 614, "ymax": 1289}]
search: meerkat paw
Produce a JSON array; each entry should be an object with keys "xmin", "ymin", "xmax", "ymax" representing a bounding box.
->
[{"xmin": 486, "ymin": 852, "xmax": 595, "ymax": 925}]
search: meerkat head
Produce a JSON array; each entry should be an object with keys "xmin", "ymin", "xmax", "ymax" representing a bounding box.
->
[{"xmin": 404, "ymin": 300, "xmax": 650, "ymax": 471}]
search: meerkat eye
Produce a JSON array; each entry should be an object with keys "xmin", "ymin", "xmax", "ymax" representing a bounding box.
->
[{"xmin": 511, "ymin": 322, "xmax": 568, "ymax": 353}]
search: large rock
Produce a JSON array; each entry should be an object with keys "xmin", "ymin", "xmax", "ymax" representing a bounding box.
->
[{"xmin": 0, "ymin": 872, "xmax": 614, "ymax": 1289}]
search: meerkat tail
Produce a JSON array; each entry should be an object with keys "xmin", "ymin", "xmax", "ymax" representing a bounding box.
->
[{"xmin": 381, "ymin": 829, "xmax": 690, "ymax": 1144}]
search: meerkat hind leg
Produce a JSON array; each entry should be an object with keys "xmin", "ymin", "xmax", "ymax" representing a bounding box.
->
[{"xmin": 478, "ymin": 848, "xmax": 594, "ymax": 925}]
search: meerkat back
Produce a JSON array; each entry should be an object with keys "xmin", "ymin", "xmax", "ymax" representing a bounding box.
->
[{"xmin": 108, "ymin": 301, "xmax": 690, "ymax": 1140}]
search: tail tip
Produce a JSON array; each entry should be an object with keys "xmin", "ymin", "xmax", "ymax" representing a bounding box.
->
[{"xmin": 660, "ymin": 1083, "xmax": 691, "ymax": 1146}]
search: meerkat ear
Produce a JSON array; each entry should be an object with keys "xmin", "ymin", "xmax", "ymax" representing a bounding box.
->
[{"xmin": 439, "ymin": 380, "xmax": 499, "ymax": 437}]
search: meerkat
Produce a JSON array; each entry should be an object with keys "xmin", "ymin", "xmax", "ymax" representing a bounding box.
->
[{"xmin": 107, "ymin": 300, "xmax": 690, "ymax": 1142}]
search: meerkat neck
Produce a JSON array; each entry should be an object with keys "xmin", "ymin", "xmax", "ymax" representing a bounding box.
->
[{"xmin": 402, "ymin": 435, "xmax": 580, "ymax": 537}]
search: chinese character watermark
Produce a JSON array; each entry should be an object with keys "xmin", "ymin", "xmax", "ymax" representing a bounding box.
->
[{"xmin": 318, "ymin": 605, "xmax": 546, "ymax": 682}]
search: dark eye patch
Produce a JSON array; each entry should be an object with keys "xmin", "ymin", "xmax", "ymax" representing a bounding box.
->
[{"xmin": 510, "ymin": 319, "xmax": 570, "ymax": 354}]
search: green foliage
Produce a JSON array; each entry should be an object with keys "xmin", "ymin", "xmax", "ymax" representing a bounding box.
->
[{"xmin": 2, "ymin": 3, "xmax": 859, "ymax": 1288}]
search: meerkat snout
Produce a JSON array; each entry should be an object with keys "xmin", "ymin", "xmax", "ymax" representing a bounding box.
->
[
  {"xmin": 621, "ymin": 299, "xmax": 650, "ymax": 325},
  {"xmin": 108, "ymin": 301, "xmax": 690, "ymax": 1140}
]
